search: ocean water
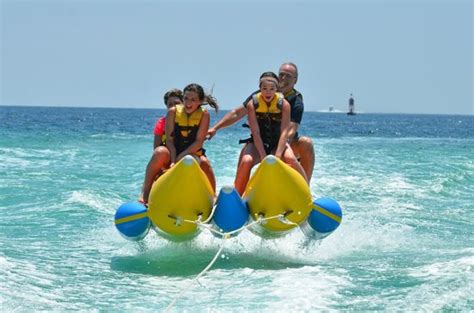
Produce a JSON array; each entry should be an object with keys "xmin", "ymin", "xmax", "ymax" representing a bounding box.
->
[{"xmin": 1, "ymin": 106, "xmax": 473, "ymax": 311}]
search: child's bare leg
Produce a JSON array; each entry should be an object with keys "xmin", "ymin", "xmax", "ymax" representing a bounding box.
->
[
  {"xmin": 199, "ymin": 156, "xmax": 216, "ymax": 194},
  {"xmin": 234, "ymin": 144, "xmax": 260, "ymax": 195},
  {"xmin": 282, "ymin": 145, "xmax": 308, "ymax": 183},
  {"xmin": 141, "ymin": 146, "xmax": 170, "ymax": 204}
]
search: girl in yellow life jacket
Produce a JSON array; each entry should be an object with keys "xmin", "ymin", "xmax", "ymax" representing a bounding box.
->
[
  {"xmin": 234, "ymin": 72, "xmax": 308, "ymax": 195},
  {"xmin": 165, "ymin": 83, "xmax": 218, "ymax": 193},
  {"xmin": 140, "ymin": 84, "xmax": 217, "ymax": 204}
]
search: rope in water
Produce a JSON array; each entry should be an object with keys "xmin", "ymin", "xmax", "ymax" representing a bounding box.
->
[
  {"xmin": 164, "ymin": 213, "xmax": 297, "ymax": 311},
  {"xmin": 164, "ymin": 238, "xmax": 226, "ymax": 313}
]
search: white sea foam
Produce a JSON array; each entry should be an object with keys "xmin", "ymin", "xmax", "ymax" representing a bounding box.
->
[
  {"xmin": 0, "ymin": 255, "xmax": 63, "ymax": 310},
  {"xmin": 385, "ymin": 174, "xmax": 417, "ymax": 192},
  {"xmin": 408, "ymin": 254, "xmax": 474, "ymax": 279},
  {"xmin": 0, "ymin": 255, "xmax": 14, "ymax": 271},
  {"xmin": 64, "ymin": 190, "xmax": 120, "ymax": 215},
  {"xmin": 266, "ymin": 266, "xmax": 352, "ymax": 311},
  {"xmin": 396, "ymin": 254, "xmax": 474, "ymax": 310},
  {"xmin": 0, "ymin": 147, "xmax": 79, "ymax": 173},
  {"xmin": 319, "ymin": 213, "xmax": 415, "ymax": 259},
  {"xmin": 0, "ymin": 154, "xmax": 32, "ymax": 168},
  {"xmin": 90, "ymin": 133, "xmax": 149, "ymax": 140}
]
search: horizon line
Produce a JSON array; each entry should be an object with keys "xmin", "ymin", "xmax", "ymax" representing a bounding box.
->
[{"xmin": 0, "ymin": 104, "xmax": 472, "ymax": 116}]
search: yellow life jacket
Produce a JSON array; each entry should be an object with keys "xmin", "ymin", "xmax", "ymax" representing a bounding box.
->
[
  {"xmin": 252, "ymin": 92, "xmax": 284, "ymax": 154},
  {"xmin": 253, "ymin": 92, "xmax": 284, "ymax": 114},
  {"xmin": 173, "ymin": 104, "xmax": 205, "ymax": 155}
]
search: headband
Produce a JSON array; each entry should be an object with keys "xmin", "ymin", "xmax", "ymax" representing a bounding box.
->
[{"xmin": 259, "ymin": 77, "xmax": 279, "ymax": 87}]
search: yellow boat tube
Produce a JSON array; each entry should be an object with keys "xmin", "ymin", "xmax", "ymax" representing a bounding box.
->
[
  {"xmin": 147, "ymin": 155, "xmax": 214, "ymax": 240},
  {"xmin": 243, "ymin": 155, "xmax": 313, "ymax": 237}
]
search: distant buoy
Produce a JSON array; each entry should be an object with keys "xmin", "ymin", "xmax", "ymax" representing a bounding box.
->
[
  {"xmin": 212, "ymin": 186, "xmax": 248, "ymax": 237},
  {"xmin": 114, "ymin": 202, "xmax": 150, "ymax": 241},
  {"xmin": 301, "ymin": 198, "xmax": 342, "ymax": 239}
]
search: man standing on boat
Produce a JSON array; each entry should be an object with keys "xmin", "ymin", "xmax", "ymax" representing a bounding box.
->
[{"xmin": 207, "ymin": 62, "xmax": 315, "ymax": 182}]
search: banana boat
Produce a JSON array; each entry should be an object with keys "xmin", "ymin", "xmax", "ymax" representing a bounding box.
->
[
  {"xmin": 115, "ymin": 156, "xmax": 342, "ymax": 241},
  {"xmin": 243, "ymin": 155, "xmax": 314, "ymax": 237}
]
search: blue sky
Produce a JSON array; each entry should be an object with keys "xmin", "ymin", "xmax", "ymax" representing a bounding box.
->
[{"xmin": 1, "ymin": 0, "xmax": 472, "ymax": 114}]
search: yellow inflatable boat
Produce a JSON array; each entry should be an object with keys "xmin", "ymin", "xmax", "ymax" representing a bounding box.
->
[
  {"xmin": 115, "ymin": 155, "xmax": 342, "ymax": 242},
  {"xmin": 147, "ymin": 155, "xmax": 214, "ymax": 240},
  {"xmin": 243, "ymin": 155, "xmax": 313, "ymax": 237}
]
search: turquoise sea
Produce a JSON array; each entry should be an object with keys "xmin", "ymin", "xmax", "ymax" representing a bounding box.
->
[{"xmin": 1, "ymin": 106, "xmax": 473, "ymax": 311}]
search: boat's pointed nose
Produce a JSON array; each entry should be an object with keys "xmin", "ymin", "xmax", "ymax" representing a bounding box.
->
[
  {"xmin": 263, "ymin": 155, "xmax": 277, "ymax": 165},
  {"xmin": 182, "ymin": 155, "xmax": 194, "ymax": 165}
]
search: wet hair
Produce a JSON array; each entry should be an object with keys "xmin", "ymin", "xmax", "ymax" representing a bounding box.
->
[
  {"xmin": 281, "ymin": 62, "xmax": 298, "ymax": 79},
  {"xmin": 183, "ymin": 83, "xmax": 219, "ymax": 112},
  {"xmin": 163, "ymin": 89, "xmax": 183, "ymax": 106},
  {"xmin": 259, "ymin": 71, "xmax": 280, "ymax": 89}
]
